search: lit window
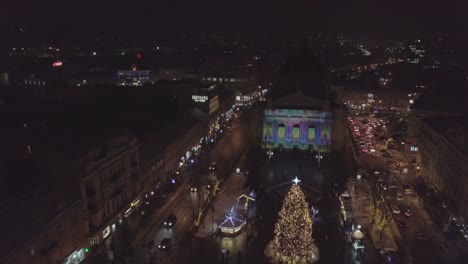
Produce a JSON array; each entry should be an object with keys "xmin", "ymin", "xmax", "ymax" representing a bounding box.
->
[
  {"xmin": 292, "ymin": 125, "xmax": 300, "ymax": 139},
  {"xmin": 308, "ymin": 126, "xmax": 316, "ymax": 140},
  {"xmin": 278, "ymin": 124, "xmax": 286, "ymax": 138}
]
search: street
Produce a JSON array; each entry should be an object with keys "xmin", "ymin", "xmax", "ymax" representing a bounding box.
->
[
  {"xmin": 349, "ymin": 114, "xmax": 468, "ymax": 263},
  {"xmin": 129, "ymin": 107, "xmax": 250, "ymax": 264}
]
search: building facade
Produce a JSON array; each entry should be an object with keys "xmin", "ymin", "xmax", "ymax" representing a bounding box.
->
[
  {"xmin": 336, "ymin": 89, "xmax": 418, "ymax": 113},
  {"xmin": 262, "ymin": 92, "xmax": 332, "ymax": 152},
  {"xmin": 1, "ymin": 201, "xmax": 87, "ymax": 264},
  {"xmin": 417, "ymin": 118, "xmax": 468, "ymax": 222},
  {"xmin": 80, "ymin": 134, "xmax": 140, "ymax": 246},
  {"xmin": 117, "ymin": 69, "xmax": 150, "ymax": 86}
]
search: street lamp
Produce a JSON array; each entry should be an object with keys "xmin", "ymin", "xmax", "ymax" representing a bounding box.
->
[
  {"xmin": 315, "ymin": 151, "xmax": 323, "ymax": 168},
  {"xmin": 265, "ymin": 136, "xmax": 273, "ymax": 160},
  {"xmin": 267, "ymin": 149, "xmax": 273, "ymax": 160}
]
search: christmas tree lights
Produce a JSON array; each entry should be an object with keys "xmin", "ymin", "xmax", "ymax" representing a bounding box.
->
[{"xmin": 269, "ymin": 181, "xmax": 318, "ymax": 263}]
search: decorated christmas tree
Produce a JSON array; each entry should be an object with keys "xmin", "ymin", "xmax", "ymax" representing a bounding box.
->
[{"xmin": 266, "ymin": 178, "xmax": 319, "ymax": 263}]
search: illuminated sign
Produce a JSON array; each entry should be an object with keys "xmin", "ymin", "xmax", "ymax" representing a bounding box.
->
[
  {"xmin": 192, "ymin": 95, "xmax": 208, "ymax": 103},
  {"xmin": 124, "ymin": 207, "xmax": 133, "ymax": 217},
  {"xmin": 52, "ymin": 61, "xmax": 63, "ymax": 67},
  {"xmin": 102, "ymin": 226, "xmax": 111, "ymax": 239}
]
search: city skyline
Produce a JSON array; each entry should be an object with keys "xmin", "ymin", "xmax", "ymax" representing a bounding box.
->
[{"xmin": 2, "ymin": 1, "xmax": 468, "ymax": 263}]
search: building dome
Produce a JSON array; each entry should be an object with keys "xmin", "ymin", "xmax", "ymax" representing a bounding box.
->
[{"xmin": 274, "ymin": 38, "xmax": 328, "ymax": 99}]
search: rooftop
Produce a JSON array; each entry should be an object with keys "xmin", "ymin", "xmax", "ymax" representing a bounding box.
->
[
  {"xmin": 272, "ymin": 90, "xmax": 324, "ymax": 110},
  {"xmin": 139, "ymin": 108, "xmax": 209, "ymax": 167},
  {"xmin": 424, "ymin": 116, "xmax": 468, "ymax": 156},
  {"xmin": 411, "ymin": 84, "xmax": 468, "ymax": 114},
  {"xmin": 0, "ymin": 155, "xmax": 80, "ymax": 262}
]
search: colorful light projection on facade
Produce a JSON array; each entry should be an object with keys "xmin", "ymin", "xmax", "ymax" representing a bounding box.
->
[{"xmin": 263, "ymin": 109, "xmax": 332, "ymax": 152}]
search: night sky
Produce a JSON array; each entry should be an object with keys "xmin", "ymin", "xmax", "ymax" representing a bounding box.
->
[{"xmin": 1, "ymin": 0, "xmax": 467, "ymax": 36}]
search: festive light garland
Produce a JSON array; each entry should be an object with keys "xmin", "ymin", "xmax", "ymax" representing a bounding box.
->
[{"xmin": 272, "ymin": 183, "xmax": 318, "ymax": 263}]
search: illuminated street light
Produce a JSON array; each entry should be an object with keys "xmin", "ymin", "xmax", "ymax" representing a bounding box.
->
[
  {"xmin": 315, "ymin": 151, "xmax": 323, "ymax": 168},
  {"xmin": 267, "ymin": 149, "xmax": 274, "ymax": 160}
]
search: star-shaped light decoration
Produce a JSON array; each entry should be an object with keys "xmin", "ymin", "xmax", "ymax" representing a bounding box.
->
[{"xmin": 292, "ymin": 176, "xmax": 301, "ymax": 185}]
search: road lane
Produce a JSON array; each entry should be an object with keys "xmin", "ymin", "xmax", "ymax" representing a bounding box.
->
[{"xmin": 132, "ymin": 116, "xmax": 247, "ymax": 264}]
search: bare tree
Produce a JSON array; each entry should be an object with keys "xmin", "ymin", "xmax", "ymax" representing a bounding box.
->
[{"xmin": 368, "ymin": 197, "xmax": 391, "ymax": 243}]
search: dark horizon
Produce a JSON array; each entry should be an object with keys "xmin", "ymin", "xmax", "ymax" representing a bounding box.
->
[{"xmin": 2, "ymin": 0, "xmax": 467, "ymax": 39}]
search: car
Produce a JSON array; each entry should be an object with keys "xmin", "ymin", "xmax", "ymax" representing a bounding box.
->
[
  {"xmin": 396, "ymin": 193, "xmax": 404, "ymax": 200},
  {"xmin": 209, "ymin": 161, "xmax": 217, "ymax": 171},
  {"xmin": 158, "ymin": 237, "xmax": 172, "ymax": 250},
  {"xmin": 402, "ymin": 184, "xmax": 414, "ymax": 194},
  {"xmin": 378, "ymin": 183, "xmax": 388, "ymax": 190},
  {"xmin": 404, "ymin": 209, "xmax": 413, "ymax": 217},
  {"xmin": 391, "ymin": 205, "xmax": 401, "ymax": 214},
  {"xmin": 416, "ymin": 231, "xmax": 428, "ymax": 241},
  {"xmin": 164, "ymin": 214, "xmax": 177, "ymax": 228},
  {"xmin": 190, "ymin": 186, "xmax": 198, "ymax": 192},
  {"xmin": 397, "ymin": 219, "xmax": 407, "ymax": 229}
]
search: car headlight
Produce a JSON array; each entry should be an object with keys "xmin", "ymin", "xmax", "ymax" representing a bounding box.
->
[
  {"xmin": 169, "ymin": 223, "xmax": 172, "ymax": 226},
  {"xmin": 162, "ymin": 246, "xmax": 166, "ymax": 249},
  {"xmin": 159, "ymin": 245, "xmax": 161, "ymax": 248},
  {"xmin": 164, "ymin": 222, "xmax": 167, "ymax": 225}
]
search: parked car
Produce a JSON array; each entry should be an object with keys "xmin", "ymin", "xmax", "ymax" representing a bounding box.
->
[{"xmin": 391, "ymin": 205, "xmax": 401, "ymax": 214}]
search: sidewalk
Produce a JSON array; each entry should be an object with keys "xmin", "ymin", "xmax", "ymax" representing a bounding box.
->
[
  {"xmin": 196, "ymin": 172, "xmax": 248, "ymax": 238},
  {"xmin": 348, "ymin": 178, "xmax": 398, "ymax": 251}
]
